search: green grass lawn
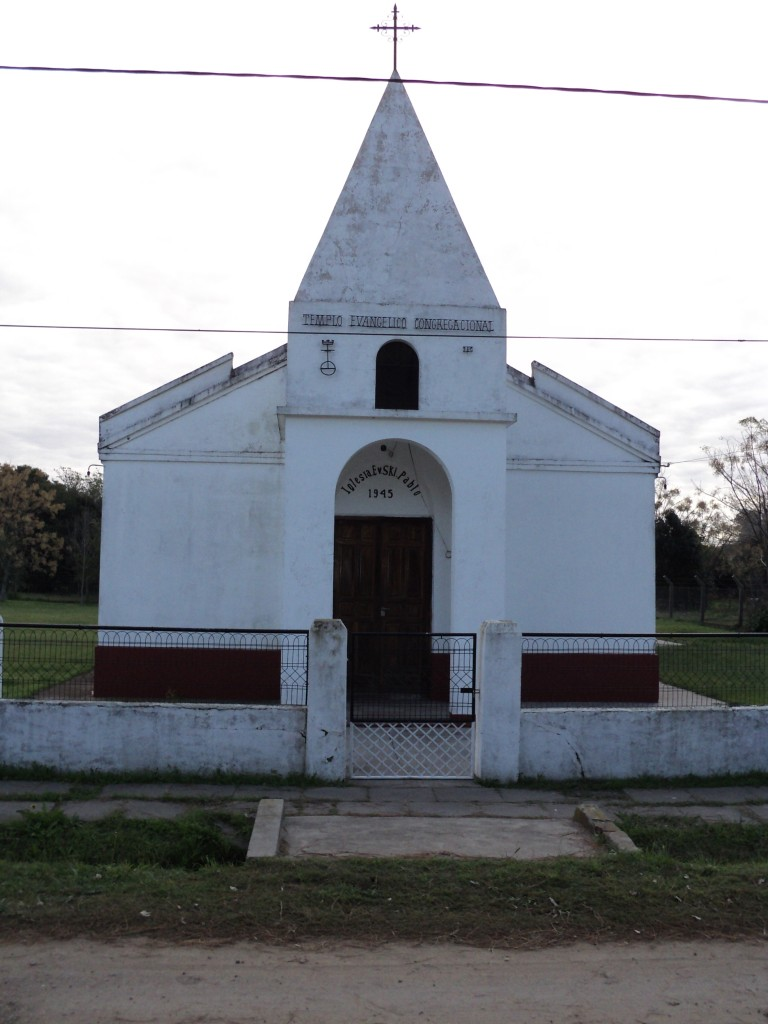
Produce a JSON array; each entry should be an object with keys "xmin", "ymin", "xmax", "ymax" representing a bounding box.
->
[
  {"xmin": 1, "ymin": 810, "xmax": 766, "ymax": 946},
  {"xmin": 656, "ymin": 616, "xmax": 723, "ymax": 634},
  {"xmin": 0, "ymin": 597, "xmax": 98, "ymax": 625},
  {"xmin": 657, "ymin": 634, "xmax": 768, "ymax": 705},
  {"xmin": 0, "ymin": 599, "xmax": 98, "ymax": 699}
]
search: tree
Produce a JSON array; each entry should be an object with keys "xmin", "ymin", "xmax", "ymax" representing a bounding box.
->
[
  {"xmin": 53, "ymin": 468, "xmax": 103, "ymax": 603},
  {"xmin": 0, "ymin": 464, "xmax": 64, "ymax": 600},
  {"xmin": 704, "ymin": 417, "xmax": 768, "ymax": 584},
  {"xmin": 655, "ymin": 507, "xmax": 702, "ymax": 583},
  {"xmin": 654, "ymin": 483, "xmax": 733, "ymax": 581}
]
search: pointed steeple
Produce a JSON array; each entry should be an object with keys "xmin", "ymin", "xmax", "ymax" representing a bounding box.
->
[{"xmin": 295, "ymin": 73, "xmax": 499, "ymax": 308}]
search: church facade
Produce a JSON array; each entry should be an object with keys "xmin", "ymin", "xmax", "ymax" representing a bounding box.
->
[{"xmin": 97, "ymin": 74, "xmax": 660, "ymax": 708}]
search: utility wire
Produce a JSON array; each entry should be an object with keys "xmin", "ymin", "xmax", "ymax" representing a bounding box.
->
[
  {"xmin": 0, "ymin": 323, "xmax": 766, "ymax": 343},
  {"xmin": 1, "ymin": 64, "xmax": 767, "ymax": 106}
]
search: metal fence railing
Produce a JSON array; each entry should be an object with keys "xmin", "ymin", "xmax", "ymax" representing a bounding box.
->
[
  {"xmin": 0, "ymin": 624, "xmax": 309, "ymax": 705},
  {"xmin": 347, "ymin": 632, "xmax": 476, "ymax": 722},
  {"xmin": 522, "ymin": 633, "xmax": 768, "ymax": 708},
  {"xmin": 2, "ymin": 624, "xmax": 765, "ymax": 711}
]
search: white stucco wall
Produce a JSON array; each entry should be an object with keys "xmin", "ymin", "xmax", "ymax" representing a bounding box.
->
[
  {"xmin": 505, "ymin": 468, "xmax": 656, "ymax": 632},
  {"xmin": 99, "ymin": 361, "xmax": 287, "ymax": 628},
  {"xmin": 281, "ymin": 414, "xmax": 511, "ymax": 632},
  {"xmin": 0, "ymin": 701, "xmax": 306, "ymax": 775},
  {"xmin": 287, "ymin": 301, "xmax": 507, "ymax": 417},
  {"xmin": 3, "ymin": 699, "xmax": 766, "ymax": 780},
  {"xmin": 520, "ymin": 706, "xmax": 768, "ymax": 780},
  {"xmin": 99, "ymin": 460, "xmax": 285, "ymax": 628}
]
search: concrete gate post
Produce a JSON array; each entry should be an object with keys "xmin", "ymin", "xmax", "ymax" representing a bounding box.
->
[
  {"xmin": 304, "ymin": 618, "xmax": 348, "ymax": 781},
  {"xmin": 474, "ymin": 620, "xmax": 521, "ymax": 783}
]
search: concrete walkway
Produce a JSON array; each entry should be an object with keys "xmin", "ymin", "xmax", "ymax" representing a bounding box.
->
[{"xmin": 1, "ymin": 778, "xmax": 767, "ymax": 860}]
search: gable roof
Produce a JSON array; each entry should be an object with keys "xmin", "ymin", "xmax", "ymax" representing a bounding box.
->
[
  {"xmin": 99, "ymin": 346, "xmax": 287, "ymax": 452},
  {"xmin": 507, "ymin": 361, "xmax": 660, "ymax": 465},
  {"xmin": 295, "ymin": 73, "xmax": 499, "ymax": 308}
]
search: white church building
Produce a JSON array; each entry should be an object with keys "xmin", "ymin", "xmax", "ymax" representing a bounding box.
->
[{"xmin": 96, "ymin": 72, "xmax": 660, "ymax": 724}]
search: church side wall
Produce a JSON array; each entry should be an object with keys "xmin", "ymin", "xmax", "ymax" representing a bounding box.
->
[
  {"xmin": 99, "ymin": 365, "xmax": 287, "ymax": 629},
  {"xmin": 505, "ymin": 468, "xmax": 656, "ymax": 632},
  {"xmin": 99, "ymin": 460, "xmax": 285, "ymax": 628}
]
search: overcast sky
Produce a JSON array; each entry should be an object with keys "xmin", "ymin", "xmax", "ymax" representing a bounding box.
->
[{"xmin": 2, "ymin": 0, "xmax": 767, "ymax": 497}]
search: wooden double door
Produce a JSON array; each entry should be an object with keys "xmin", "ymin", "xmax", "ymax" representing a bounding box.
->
[{"xmin": 333, "ymin": 517, "xmax": 432, "ymax": 697}]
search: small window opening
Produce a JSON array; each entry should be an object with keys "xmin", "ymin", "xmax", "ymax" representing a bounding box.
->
[{"xmin": 375, "ymin": 340, "xmax": 419, "ymax": 410}]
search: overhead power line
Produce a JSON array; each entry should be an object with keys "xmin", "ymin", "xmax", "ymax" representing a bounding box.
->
[
  {"xmin": 1, "ymin": 323, "xmax": 766, "ymax": 343},
  {"xmin": 1, "ymin": 64, "xmax": 767, "ymax": 106}
]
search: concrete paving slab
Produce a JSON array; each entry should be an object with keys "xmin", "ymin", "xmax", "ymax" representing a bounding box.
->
[
  {"xmin": 158, "ymin": 784, "xmax": 238, "ymax": 799},
  {"xmin": 743, "ymin": 805, "xmax": 768, "ymax": 823},
  {"xmin": 433, "ymin": 786, "xmax": 504, "ymax": 802},
  {"xmin": 283, "ymin": 800, "xmax": 343, "ymax": 816},
  {"xmin": 60, "ymin": 800, "xmax": 191, "ymax": 821},
  {"xmin": 623, "ymin": 788, "xmax": 698, "ymax": 804},
  {"xmin": 365, "ymin": 779, "xmax": 448, "ymax": 789},
  {"xmin": 681, "ymin": 786, "xmax": 765, "ymax": 803},
  {"xmin": 100, "ymin": 784, "xmax": 174, "ymax": 799},
  {"xmin": 0, "ymin": 781, "xmax": 71, "ymax": 797},
  {"xmin": 213, "ymin": 801, "xmax": 260, "ymax": 818},
  {"xmin": 620, "ymin": 804, "xmax": 751, "ymax": 823},
  {"xmin": 233, "ymin": 786, "xmax": 302, "ymax": 800},
  {"xmin": 477, "ymin": 803, "xmax": 575, "ymax": 819},
  {"xmin": 300, "ymin": 787, "xmax": 369, "ymax": 801},
  {"xmin": 0, "ymin": 801, "xmax": 56, "ymax": 822},
  {"xmin": 100, "ymin": 783, "xmax": 238, "ymax": 800},
  {"xmin": 247, "ymin": 799, "xmax": 284, "ymax": 858},
  {"xmin": 356, "ymin": 785, "xmax": 442, "ymax": 802},
  {"xmin": 343, "ymin": 800, "xmax": 488, "ymax": 818},
  {"xmin": 574, "ymin": 804, "xmax": 640, "ymax": 854},
  {"xmin": 332, "ymin": 801, "xmax": 415, "ymax": 816},
  {"xmin": 281, "ymin": 815, "xmax": 599, "ymax": 859},
  {"xmin": 495, "ymin": 788, "xmax": 570, "ymax": 803}
]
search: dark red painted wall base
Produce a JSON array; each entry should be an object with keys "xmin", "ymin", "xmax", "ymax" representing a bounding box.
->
[
  {"xmin": 93, "ymin": 647, "xmax": 281, "ymax": 703},
  {"xmin": 522, "ymin": 652, "xmax": 659, "ymax": 703},
  {"xmin": 429, "ymin": 652, "xmax": 450, "ymax": 701}
]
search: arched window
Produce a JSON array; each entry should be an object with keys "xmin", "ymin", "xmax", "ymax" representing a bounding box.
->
[{"xmin": 375, "ymin": 341, "xmax": 419, "ymax": 410}]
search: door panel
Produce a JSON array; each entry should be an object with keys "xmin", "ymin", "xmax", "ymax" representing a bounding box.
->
[{"xmin": 334, "ymin": 517, "xmax": 432, "ymax": 695}]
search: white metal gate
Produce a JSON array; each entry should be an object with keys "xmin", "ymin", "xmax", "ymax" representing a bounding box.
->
[
  {"xmin": 348, "ymin": 721, "xmax": 475, "ymax": 779},
  {"xmin": 346, "ymin": 632, "xmax": 476, "ymax": 780}
]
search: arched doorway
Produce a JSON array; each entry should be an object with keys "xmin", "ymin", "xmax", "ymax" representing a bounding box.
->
[
  {"xmin": 333, "ymin": 438, "xmax": 452, "ymax": 667},
  {"xmin": 333, "ymin": 441, "xmax": 474, "ymax": 773}
]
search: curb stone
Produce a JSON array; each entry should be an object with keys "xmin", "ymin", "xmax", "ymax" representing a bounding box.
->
[{"xmin": 574, "ymin": 803, "xmax": 640, "ymax": 854}]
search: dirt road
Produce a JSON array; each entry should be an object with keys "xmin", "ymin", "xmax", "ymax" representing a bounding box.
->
[{"xmin": 2, "ymin": 938, "xmax": 767, "ymax": 1023}]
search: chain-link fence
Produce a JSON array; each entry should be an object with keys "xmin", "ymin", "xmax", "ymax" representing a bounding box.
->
[{"xmin": 656, "ymin": 581, "xmax": 768, "ymax": 630}]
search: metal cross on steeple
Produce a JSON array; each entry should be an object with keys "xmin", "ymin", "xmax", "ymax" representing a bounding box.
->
[{"xmin": 371, "ymin": 5, "xmax": 420, "ymax": 73}]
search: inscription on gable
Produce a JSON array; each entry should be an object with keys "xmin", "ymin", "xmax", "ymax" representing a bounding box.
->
[{"xmin": 301, "ymin": 312, "xmax": 495, "ymax": 333}]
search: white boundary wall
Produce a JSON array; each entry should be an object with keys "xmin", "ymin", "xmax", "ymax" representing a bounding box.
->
[
  {"xmin": 520, "ymin": 706, "xmax": 768, "ymax": 780},
  {"xmin": 1, "ymin": 619, "xmax": 767, "ymax": 780},
  {"xmin": 0, "ymin": 701, "xmax": 306, "ymax": 775},
  {"xmin": 2, "ymin": 700, "xmax": 767, "ymax": 781}
]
